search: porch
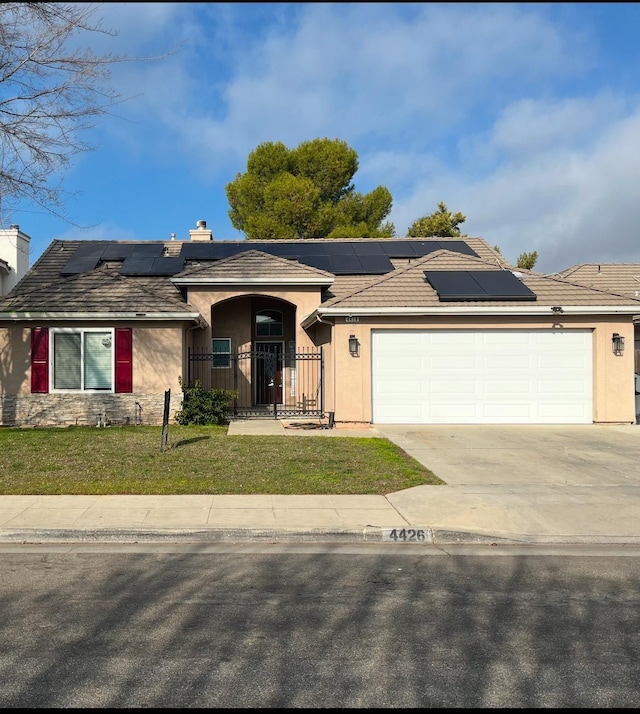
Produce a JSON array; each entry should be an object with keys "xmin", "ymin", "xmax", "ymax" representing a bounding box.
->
[{"xmin": 188, "ymin": 346, "xmax": 324, "ymax": 419}]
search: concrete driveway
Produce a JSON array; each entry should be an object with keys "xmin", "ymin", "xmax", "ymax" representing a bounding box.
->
[
  {"xmin": 372, "ymin": 424, "xmax": 640, "ymax": 541},
  {"xmin": 375, "ymin": 424, "xmax": 640, "ymax": 487}
]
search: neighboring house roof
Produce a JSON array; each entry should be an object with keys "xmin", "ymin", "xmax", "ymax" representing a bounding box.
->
[{"xmin": 555, "ymin": 263, "xmax": 640, "ymax": 300}]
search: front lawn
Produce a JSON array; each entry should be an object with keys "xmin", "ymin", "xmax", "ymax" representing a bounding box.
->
[{"xmin": 0, "ymin": 425, "xmax": 444, "ymax": 495}]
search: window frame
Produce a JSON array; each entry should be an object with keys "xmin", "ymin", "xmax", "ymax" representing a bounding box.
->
[
  {"xmin": 255, "ymin": 309, "xmax": 283, "ymax": 337},
  {"xmin": 211, "ymin": 337, "xmax": 232, "ymax": 369},
  {"xmin": 49, "ymin": 327, "xmax": 115, "ymax": 393}
]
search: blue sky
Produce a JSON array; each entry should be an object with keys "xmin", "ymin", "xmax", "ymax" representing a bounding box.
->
[{"xmin": 7, "ymin": 2, "xmax": 640, "ymax": 273}]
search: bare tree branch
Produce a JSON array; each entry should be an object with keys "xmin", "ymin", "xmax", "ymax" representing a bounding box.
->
[{"xmin": 0, "ymin": 2, "xmax": 173, "ymax": 226}]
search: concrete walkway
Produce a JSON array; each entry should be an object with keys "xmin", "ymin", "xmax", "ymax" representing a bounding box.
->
[{"xmin": 1, "ymin": 420, "xmax": 639, "ymax": 545}]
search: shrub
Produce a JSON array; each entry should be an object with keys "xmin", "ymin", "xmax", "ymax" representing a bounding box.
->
[{"xmin": 174, "ymin": 378, "xmax": 237, "ymax": 425}]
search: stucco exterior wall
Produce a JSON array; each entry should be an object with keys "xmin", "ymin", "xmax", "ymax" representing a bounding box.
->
[
  {"xmin": 133, "ymin": 325, "xmax": 183, "ymax": 393},
  {"xmin": 0, "ymin": 322, "xmax": 186, "ymax": 427},
  {"xmin": 0, "ymin": 325, "xmax": 30, "ymax": 395},
  {"xmin": 187, "ymin": 286, "xmax": 322, "ymax": 351},
  {"xmin": 326, "ymin": 314, "xmax": 637, "ymax": 425}
]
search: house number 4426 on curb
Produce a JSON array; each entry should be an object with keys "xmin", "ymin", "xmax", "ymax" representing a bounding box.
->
[{"xmin": 384, "ymin": 528, "xmax": 427, "ymax": 542}]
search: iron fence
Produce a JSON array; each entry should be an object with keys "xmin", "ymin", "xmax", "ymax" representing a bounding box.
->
[{"xmin": 187, "ymin": 346, "xmax": 323, "ymax": 419}]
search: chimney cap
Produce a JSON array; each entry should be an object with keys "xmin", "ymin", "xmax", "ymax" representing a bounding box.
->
[{"xmin": 196, "ymin": 220, "xmax": 207, "ymax": 229}]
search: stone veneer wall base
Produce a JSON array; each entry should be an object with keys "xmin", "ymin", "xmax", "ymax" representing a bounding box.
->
[{"xmin": 0, "ymin": 393, "xmax": 180, "ymax": 427}]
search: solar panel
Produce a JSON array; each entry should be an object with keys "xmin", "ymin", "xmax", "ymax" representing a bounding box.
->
[
  {"xmin": 379, "ymin": 240, "xmax": 420, "ymax": 257},
  {"xmin": 146, "ymin": 256, "xmax": 185, "ymax": 276},
  {"xmin": 287, "ymin": 242, "xmax": 329, "ymax": 256},
  {"xmin": 328, "ymin": 254, "xmax": 363, "ymax": 274},
  {"xmin": 174, "ymin": 239, "xmax": 480, "ymax": 273},
  {"xmin": 60, "ymin": 256, "xmax": 102, "ymax": 275},
  {"xmin": 352, "ymin": 241, "xmax": 386, "ymax": 255},
  {"xmin": 130, "ymin": 243, "xmax": 165, "ymax": 258},
  {"xmin": 424, "ymin": 270, "xmax": 537, "ymax": 301},
  {"xmin": 324, "ymin": 242, "xmax": 357, "ymax": 256},
  {"xmin": 299, "ymin": 254, "xmax": 332, "ymax": 272},
  {"xmin": 434, "ymin": 240, "xmax": 480, "ymax": 258},
  {"xmin": 60, "ymin": 242, "xmax": 109, "ymax": 275},
  {"xmin": 472, "ymin": 271, "xmax": 536, "ymax": 298},
  {"xmin": 101, "ymin": 243, "xmax": 136, "ymax": 260},
  {"xmin": 180, "ymin": 242, "xmax": 242, "ymax": 260},
  {"xmin": 120, "ymin": 257, "xmax": 156, "ymax": 275},
  {"xmin": 257, "ymin": 243, "xmax": 297, "ymax": 257},
  {"xmin": 358, "ymin": 254, "xmax": 395, "ymax": 273}
]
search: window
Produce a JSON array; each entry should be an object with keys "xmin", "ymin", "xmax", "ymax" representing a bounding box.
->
[
  {"xmin": 51, "ymin": 328, "xmax": 113, "ymax": 391},
  {"xmin": 212, "ymin": 338, "xmax": 231, "ymax": 368},
  {"xmin": 31, "ymin": 327, "xmax": 132, "ymax": 394},
  {"xmin": 256, "ymin": 309, "xmax": 283, "ymax": 336}
]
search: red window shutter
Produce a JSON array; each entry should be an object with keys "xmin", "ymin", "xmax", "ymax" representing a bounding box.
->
[
  {"xmin": 115, "ymin": 328, "xmax": 133, "ymax": 393},
  {"xmin": 31, "ymin": 327, "xmax": 49, "ymax": 393}
]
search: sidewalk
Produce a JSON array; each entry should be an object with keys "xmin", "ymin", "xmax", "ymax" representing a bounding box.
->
[{"xmin": 1, "ymin": 420, "xmax": 639, "ymax": 546}]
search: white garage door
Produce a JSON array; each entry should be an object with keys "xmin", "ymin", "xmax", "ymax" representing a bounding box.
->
[{"xmin": 372, "ymin": 329, "xmax": 593, "ymax": 424}]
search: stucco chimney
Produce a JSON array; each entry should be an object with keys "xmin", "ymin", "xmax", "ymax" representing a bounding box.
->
[
  {"xmin": 189, "ymin": 219, "xmax": 213, "ymax": 241},
  {"xmin": 0, "ymin": 224, "xmax": 31, "ymax": 296}
]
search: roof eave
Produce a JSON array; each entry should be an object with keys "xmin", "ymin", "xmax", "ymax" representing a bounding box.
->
[
  {"xmin": 312, "ymin": 305, "xmax": 640, "ymax": 317},
  {"xmin": 0, "ymin": 311, "xmax": 207, "ymax": 326},
  {"xmin": 171, "ymin": 276, "xmax": 334, "ymax": 286}
]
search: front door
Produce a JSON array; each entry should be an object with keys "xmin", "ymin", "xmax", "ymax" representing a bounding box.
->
[{"xmin": 254, "ymin": 342, "xmax": 284, "ymax": 405}]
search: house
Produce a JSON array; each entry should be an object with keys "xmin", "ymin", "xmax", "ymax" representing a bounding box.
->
[
  {"xmin": 0, "ymin": 225, "xmax": 30, "ymax": 297},
  {"xmin": 1, "ymin": 220, "xmax": 639, "ymax": 428},
  {"xmin": 554, "ymin": 263, "xmax": 640, "ymax": 373}
]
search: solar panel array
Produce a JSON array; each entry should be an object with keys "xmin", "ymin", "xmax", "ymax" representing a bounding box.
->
[
  {"xmin": 60, "ymin": 239, "xmax": 481, "ymax": 277},
  {"xmin": 424, "ymin": 270, "xmax": 537, "ymax": 301}
]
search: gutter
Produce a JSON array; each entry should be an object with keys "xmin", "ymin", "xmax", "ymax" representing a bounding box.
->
[
  {"xmin": 0, "ymin": 311, "xmax": 208, "ymax": 327},
  {"xmin": 172, "ymin": 277, "xmax": 333, "ymax": 286},
  {"xmin": 307, "ymin": 305, "xmax": 640, "ymax": 319}
]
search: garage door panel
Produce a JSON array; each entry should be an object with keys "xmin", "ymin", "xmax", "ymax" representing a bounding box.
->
[
  {"xmin": 432, "ymin": 404, "xmax": 479, "ymax": 419},
  {"xmin": 484, "ymin": 380, "xmax": 532, "ymax": 395},
  {"xmin": 375, "ymin": 380, "xmax": 420, "ymax": 395},
  {"xmin": 431, "ymin": 379, "xmax": 478, "ymax": 394},
  {"xmin": 430, "ymin": 354, "xmax": 477, "ymax": 369},
  {"xmin": 372, "ymin": 329, "xmax": 593, "ymax": 424},
  {"xmin": 483, "ymin": 403, "xmax": 533, "ymax": 418}
]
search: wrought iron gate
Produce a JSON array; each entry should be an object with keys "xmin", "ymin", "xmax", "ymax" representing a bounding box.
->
[{"xmin": 188, "ymin": 346, "xmax": 323, "ymax": 419}]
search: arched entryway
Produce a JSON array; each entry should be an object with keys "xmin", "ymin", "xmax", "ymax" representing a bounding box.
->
[{"xmin": 188, "ymin": 294, "xmax": 322, "ymax": 418}]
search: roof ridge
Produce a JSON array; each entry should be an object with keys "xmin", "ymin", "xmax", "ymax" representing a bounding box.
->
[
  {"xmin": 177, "ymin": 247, "xmax": 335, "ymax": 279},
  {"xmin": 111, "ymin": 271, "xmax": 188, "ymax": 309}
]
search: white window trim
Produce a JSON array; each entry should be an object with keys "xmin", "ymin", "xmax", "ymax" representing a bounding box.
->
[
  {"xmin": 211, "ymin": 337, "xmax": 232, "ymax": 369},
  {"xmin": 255, "ymin": 309, "xmax": 283, "ymax": 337},
  {"xmin": 50, "ymin": 327, "xmax": 115, "ymax": 393}
]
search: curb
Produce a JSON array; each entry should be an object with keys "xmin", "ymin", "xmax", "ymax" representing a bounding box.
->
[{"xmin": 3, "ymin": 527, "xmax": 640, "ymax": 546}]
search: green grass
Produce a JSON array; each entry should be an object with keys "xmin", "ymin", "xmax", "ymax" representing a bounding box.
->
[{"xmin": 0, "ymin": 425, "xmax": 444, "ymax": 495}]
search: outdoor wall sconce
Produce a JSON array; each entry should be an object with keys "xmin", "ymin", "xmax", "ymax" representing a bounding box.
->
[
  {"xmin": 348, "ymin": 334, "xmax": 360, "ymax": 357},
  {"xmin": 612, "ymin": 332, "xmax": 625, "ymax": 355}
]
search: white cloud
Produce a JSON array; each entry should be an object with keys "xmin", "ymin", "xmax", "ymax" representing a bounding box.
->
[
  {"xmin": 92, "ymin": 3, "xmax": 593, "ymax": 164},
  {"xmin": 21, "ymin": 2, "xmax": 640, "ymax": 273},
  {"xmin": 392, "ymin": 100, "xmax": 640, "ymax": 272}
]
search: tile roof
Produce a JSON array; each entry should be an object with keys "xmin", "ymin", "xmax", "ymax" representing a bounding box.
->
[
  {"xmin": 174, "ymin": 249, "xmax": 335, "ymax": 282},
  {"xmin": 321, "ymin": 251, "xmax": 640, "ymax": 309},
  {"xmin": 0, "ymin": 240, "xmax": 194, "ymax": 315},
  {"xmin": 3, "ymin": 237, "xmax": 638, "ymax": 319},
  {"xmin": 555, "ymin": 263, "xmax": 640, "ymax": 300}
]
